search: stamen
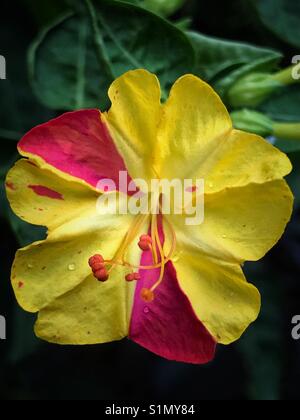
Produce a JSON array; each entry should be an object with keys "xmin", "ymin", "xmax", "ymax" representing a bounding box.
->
[
  {"xmin": 138, "ymin": 234, "xmax": 152, "ymax": 251},
  {"xmin": 88, "ymin": 254, "xmax": 104, "ymax": 267},
  {"xmin": 88, "ymin": 209, "xmax": 177, "ymax": 301},
  {"xmin": 94, "ymin": 268, "xmax": 109, "ymax": 282},
  {"xmin": 151, "ymin": 214, "xmax": 158, "ymax": 264},
  {"xmin": 112, "ymin": 214, "xmax": 149, "ymax": 271},
  {"xmin": 141, "ymin": 288, "xmax": 154, "ymax": 303},
  {"xmin": 89, "ymin": 254, "xmax": 109, "ymax": 281},
  {"xmin": 93, "ymin": 262, "xmax": 105, "ymax": 271},
  {"xmin": 125, "ymin": 273, "xmax": 135, "ymax": 282},
  {"xmin": 149, "ymin": 216, "xmax": 166, "ymax": 294},
  {"xmin": 125, "ymin": 272, "xmax": 141, "ymax": 282}
]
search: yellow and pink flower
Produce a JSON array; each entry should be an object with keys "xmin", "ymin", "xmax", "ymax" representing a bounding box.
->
[{"xmin": 6, "ymin": 70, "xmax": 293, "ymax": 364}]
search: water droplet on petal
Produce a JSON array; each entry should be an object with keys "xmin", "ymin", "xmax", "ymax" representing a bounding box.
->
[
  {"xmin": 208, "ymin": 182, "xmax": 214, "ymax": 188},
  {"xmin": 143, "ymin": 307, "xmax": 150, "ymax": 314},
  {"xmin": 27, "ymin": 264, "xmax": 34, "ymax": 269},
  {"xmin": 68, "ymin": 264, "xmax": 76, "ymax": 271},
  {"xmin": 222, "ymin": 235, "xmax": 227, "ymax": 239}
]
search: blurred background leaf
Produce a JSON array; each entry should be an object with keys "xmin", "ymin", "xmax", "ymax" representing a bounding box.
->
[
  {"xmin": 252, "ymin": 0, "xmax": 300, "ymax": 48},
  {"xmin": 29, "ymin": 0, "xmax": 194, "ymax": 111},
  {"xmin": 125, "ymin": 0, "xmax": 186, "ymax": 16},
  {"xmin": 260, "ymin": 86, "xmax": 300, "ymax": 152},
  {"xmin": 187, "ymin": 31, "xmax": 282, "ymax": 98}
]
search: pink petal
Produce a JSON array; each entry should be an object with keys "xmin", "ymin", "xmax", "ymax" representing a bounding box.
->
[
  {"xmin": 129, "ymin": 220, "xmax": 216, "ymax": 364},
  {"xmin": 18, "ymin": 110, "xmax": 131, "ymax": 191}
]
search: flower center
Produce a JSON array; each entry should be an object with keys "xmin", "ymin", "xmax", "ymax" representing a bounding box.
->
[{"xmin": 88, "ymin": 210, "xmax": 177, "ymax": 303}]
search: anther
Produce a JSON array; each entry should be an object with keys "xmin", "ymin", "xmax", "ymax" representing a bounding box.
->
[
  {"xmin": 92, "ymin": 262, "xmax": 105, "ymax": 271},
  {"xmin": 125, "ymin": 272, "xmax": 141, "ymax": 282},
  {"xmin": 89, "ymin": 255, "xmax": 108, "ymax": 281},
  {"xmin": 141, "ymin": 288, "xmax": 154, "ymax": 303},
  {"xmin": 89, "ymin": 254, "xmax": 104, "ymax": 268},
  {"xmin": 94, "ymin": 268, "xmax": 109, "ymax": 282},
  {"xmin": 125, "ymin": 273, "xmax": 135, "ymax": 282},
  {"xmin": 138, "ymin": 235, "xmax": 153, "ymax": 251}
]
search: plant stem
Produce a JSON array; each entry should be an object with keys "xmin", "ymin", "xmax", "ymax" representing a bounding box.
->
[
  {"xmin": 272, "ymin": 66, "xmax": 299, "ymax": 86},
  {"xmin": 273, "ymin": 122, "xmax": 300, "ymax": 141},
  {"xmin": 84, "ymin": 0, "xmax": 115, "ymax": 81}
]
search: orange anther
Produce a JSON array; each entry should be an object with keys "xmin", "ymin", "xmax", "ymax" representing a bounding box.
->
[
  {"xmin": 125, "ymin": 272, "xmax": 141, "ymax": 282},
  {"xmin": 141, "ymin": 288, "xmax": 154, "ymax": 303},
  {"xmin": 140, "ymin": 235, "xmax": 152, "ymax": 243},
  {"xmin": 89, "ymin": 254, "xmax": 104, "ymax": 268},
  {"xmin": 94, "ymin": 268, "xmax": 109, "ymax": 282},
  {"xmin": 125, "ymin": 273, "xmax": 135, "ymax": 282},
  {"xmin": 92, "ymin": 262, "xmax": 105, "ymax": 271},
  {"xmin": 138, "ymin": 235, "xmax": 153, "ymax": 251}
]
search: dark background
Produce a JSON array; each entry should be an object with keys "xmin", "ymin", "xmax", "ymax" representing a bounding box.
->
[{"xmin": 0, "ymin": 0, "xmax": 300, "ymax": 400}]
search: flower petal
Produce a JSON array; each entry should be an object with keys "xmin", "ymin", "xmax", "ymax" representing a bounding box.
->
[
  {"xmin": 173, "ymin": 247, "xmax": 261, "ymax": 345},
  {"xmin": 197, "ymin": 130, "xmax": 292, "ymax": 193},
  {"xmin": 170, "ymin": 180, "xmax": 293, "ymax": 263},
  {"xmin": 11, "ymin": 206, "xmax": 137, "ymax": 313},
  {"xmin": 103, "ymin": 70, "xmax": 162, "ymax": 182},
  {"xmin": 155, "ymin": 74, "xmax": 232, "ymax": 180},
  {"xmin": 6, "ymin": 159, "xmax": 99, "ymax": 231},
  {"xmin": 32, "ymin": 220, "xmax": 146, "ymax": 344},
  {"xmin": 129, "ymin": 222, "xmax": 216, "ymax": 364},
  {"xmin": 18, "ymin": 109, "xmax": 130, "ymax": 190},
  {"xmin": 34, "ymin": 273, "xmax": 134, "ymax": 345}
]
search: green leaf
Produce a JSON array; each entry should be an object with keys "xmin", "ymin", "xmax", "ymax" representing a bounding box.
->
[
  {"xmin": 187, "ymin": 31, "xmax": 282, "ymax": 99},
  {"xmin": 124, "ymin": 0, "xmax": 186, "ymax": 16},
  {"xmin": 231, "ymin": 109, "xmax": 273, "ymax": 137},
  {"xmin": 252, "ymin": 0, "xmax": 300, "ymax": 48},
  {"xmin": 260, "ymin": 86, "xmax": 300, "ymax": 122},
  {"xmin": 29, "ymin": 0, "xmax": 194, "ymax": 111}
]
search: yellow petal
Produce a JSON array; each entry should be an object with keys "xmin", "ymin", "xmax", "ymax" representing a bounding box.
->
[
  {"xmin": 34, "ymin": 227, "xmax": 144, "ymax": 344},
  {"xmin": 34, "ymin": 268, "xmax": 133, "ymax": 345},
  {"xmin": 155, "ymin": 74, "xmax": 232, "ymax": 179},
  {"xmin": 197, "ymin": 130, "xmax": 292, "ymax": 193},
  {"xmin": 173, "ymin": 248, "xmax": 261, "ymax": 344},
  {"xmin": 6, "ymin": 159, "xmax": 99, "ymax": 231},
  {"xmin": 169, "ymin": 180, "xmax": 293, "ymax": 263},
  {"xmin": 103, "ymin": 69, "xmax": 161, "ymax": 182},
  {"xmin": 12, "ymin": 206, "xmax": 138, "ymax": 313}
]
